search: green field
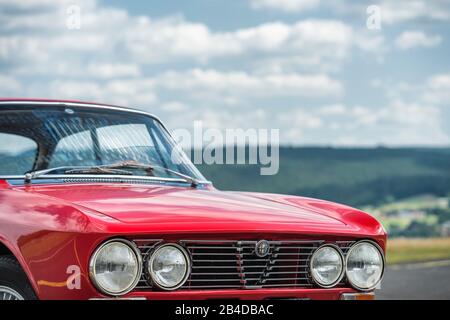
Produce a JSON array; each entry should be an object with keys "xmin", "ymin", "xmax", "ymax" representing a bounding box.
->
[
  {"xmin": 364, "ymin": 195, "xmax": 449, "ymax": 236},
  {"xmin": 387, "ymin": 238, "xmax": 450, "ymax": 264}
]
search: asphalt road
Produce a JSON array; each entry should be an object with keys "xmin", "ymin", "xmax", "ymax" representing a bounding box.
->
[{"xmin": 377, "ymin": 260, "xmax": 450, "ymax": 300}]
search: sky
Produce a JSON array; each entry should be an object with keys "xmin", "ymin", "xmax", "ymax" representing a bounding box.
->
[{"xmin": 0, "ymin": 0, "xmax": 449, "ymax": 147}]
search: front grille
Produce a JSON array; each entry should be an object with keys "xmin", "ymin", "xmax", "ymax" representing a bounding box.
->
[{"xmin": 133, "ymin": 239, "xmax": 354, "ymax": 291}]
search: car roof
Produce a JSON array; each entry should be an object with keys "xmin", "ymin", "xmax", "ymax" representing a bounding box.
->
[
  {"xmin": 0, "ymin": 98, "xmax": 171, "ymax": 141},
  {"xmin": 0, "ymin": 98, "xmax": 161, "ymax": 120},
  {"xmin": 0, "ymin": 97, "xmax": 128, "ymax": 109}
]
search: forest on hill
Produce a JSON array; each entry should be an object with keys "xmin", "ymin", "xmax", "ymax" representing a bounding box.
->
[{"xmin": 197, "ymin": 147, "xmax": 450, "ymax": 207}]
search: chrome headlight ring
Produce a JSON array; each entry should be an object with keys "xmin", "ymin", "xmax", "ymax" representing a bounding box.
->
[
  {"xmin": 309, "ymin": 244, "xmax": 345, "ymax": 288},
  {"xmin": 89, "ymin": 238, "xmax": 143, "ymax": 296},
  {"xmin": 147, "ymin": 243, "xmax": 191, "ymax": 291},
  {"xmin": 345, "ymin": 240, "xmax": 385, "ymax": 291}
]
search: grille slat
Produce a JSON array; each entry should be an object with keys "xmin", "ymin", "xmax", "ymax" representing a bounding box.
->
[
  {"xmin": 192, "ymin": 266, "xmax": 241, "ymax": 269},
  {"xmin": 193, "ymin": 272, "xmax": 244, "ymax": 276},
  {"xmin": 132, "ymin": 239, "xmax": 354, "ymax": 291},
  {"xmin": 246, "ymin": 277, "xmax": 310, "ymax": 282},
  {"xmin": 192, "ymin": 252, "xmax": 242, "ymax": 256},
  {"xmin": 184, "ymin": 285, "xmax": 242, "ymax": 289},
  {"xmin": 243, "ymin": 271, "xmax": 309, "ymax": 275},
  {"xmin": 187, "ymin": 246, "xmax": 238, "ymax": 250}
]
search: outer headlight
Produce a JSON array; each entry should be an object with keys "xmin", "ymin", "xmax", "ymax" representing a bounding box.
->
[
  {"xmin": 148, "ymin": 244, "xmax": 190, "ymax": 290},
  {"xmin": 89, "ymin": 239, "xmax": 142, "ymax": 296},
  {"xmin": 310, "ymin": 245, "xmax": 344, "ymax": 288},
  {"xmin": 346, "ymin": 241, "xmax": 385, "ymax": 291}
]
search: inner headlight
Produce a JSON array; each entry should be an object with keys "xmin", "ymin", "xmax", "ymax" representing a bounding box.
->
[
  {"xmin": 148, "ymin": 244, "xmax": 190, "ymax": 290},
  {"xmin": 346, "ymin": 241, "xmax": 385, "ymax": 291},
  {"xmin": 310, "ymin": 245, "xmax": 344, "ymax": 288},
  {"xmin": 89, "ymin": 239, "xmax": 142, "ymax": 296}
]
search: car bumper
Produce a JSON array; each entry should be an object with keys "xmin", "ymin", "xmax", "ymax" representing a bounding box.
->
[{"xmin": 117, "ymin": 288, "xmax": 365, "ymax": 300}]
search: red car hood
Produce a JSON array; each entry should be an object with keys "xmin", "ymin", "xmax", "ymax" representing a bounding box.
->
[{"xmin": 24, "ymin": 183, "xmax": 382, "ymax": 236}]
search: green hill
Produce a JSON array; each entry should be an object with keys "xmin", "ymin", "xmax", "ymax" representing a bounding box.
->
[{"xmin": 197, "ymin": 147, "xmax": 450, "ymax": 207}]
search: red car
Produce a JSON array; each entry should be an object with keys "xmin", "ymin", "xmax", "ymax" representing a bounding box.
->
[{"xmin": 0, "ymin": 99, "xmax": 386, "ymax": 300}]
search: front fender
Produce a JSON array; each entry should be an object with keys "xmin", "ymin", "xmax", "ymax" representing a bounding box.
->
[
  {"xmin": 0, "ymin": 186, "xmax": 113, "ymax": 299},
  {"xmin": 0, "ymin": 236, "xmax": 39, "ymax": 296}
]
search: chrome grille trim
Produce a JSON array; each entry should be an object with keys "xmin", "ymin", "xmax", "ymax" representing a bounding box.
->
[
  {"xmin": 132, "ymin": 239, "xmax": 354, "ymax": 291},
  {"xmin": 132, "ymin": 239, "xmax": 163, "ymax": 290}
]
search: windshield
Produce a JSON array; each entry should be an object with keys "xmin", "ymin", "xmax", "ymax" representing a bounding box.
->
[{"xmin": 0, "ymin": 104, "xmax": 206, "ymax": 182}]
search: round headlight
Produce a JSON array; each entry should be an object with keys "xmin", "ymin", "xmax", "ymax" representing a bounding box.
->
[
  {"xmin": 310, "ymin": 245, "xmax": 344, "ymax": 288},
  {"xmin": 148, "ymin": 244, "xmax": 190, "ymax": 290},
  {"xmin": 346, "ymin": 241, "xmax": 385, "ymax": 291},
  {"xmin": 89, "ymin": 239, "xmax": 142, "ymax": 296}
]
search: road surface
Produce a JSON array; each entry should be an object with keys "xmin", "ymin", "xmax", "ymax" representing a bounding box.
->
[{"xmin": 377, "ymin": 260, "xmax": 450, "ymax": 300}]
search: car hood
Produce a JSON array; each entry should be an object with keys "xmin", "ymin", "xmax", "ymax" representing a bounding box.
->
[{"xmin": 24, "ymin": 183, "xmax": 383, "ymax": 236}]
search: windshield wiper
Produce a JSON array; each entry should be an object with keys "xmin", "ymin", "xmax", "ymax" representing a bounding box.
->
[
  {"xmin": 24, "ymin": 161, "xmax": 201, "ymax": 188},
  {"xmin": 24, "ymin": 166, "xmax": 133, "ymax": 184},
  {"xmin": 64, "ymin": 167, "xmax": 133, "ymax": 175},
  {"xmin": 100, "ymin": 160, "xmax": 201, "ymax": 187}
]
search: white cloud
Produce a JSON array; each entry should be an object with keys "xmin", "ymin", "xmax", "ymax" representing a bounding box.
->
[
  {"xmin": 0, "ymin": 0, "xmax": 356, "ymax": 69},
  {"xmin": 422, "ymin": 74, "xmax": 450, "ymax": 105},
  {"xmin": 182, "ymin": 99, "xmax": 449, "ymax": 146},
  {"xmin": 167, "ymin": 106, "xmax": 269, "ymax": 134},
  {"xmin": 355, "ymin": 33, "xmax": 386, "ymax": 52},
  {"xmin": 11, "ymin": 62, "xmax": 141, "ymax": 79},
  {"xmin": 122, "ymin": 19, "xmax": 354, "ymax": 66},
  {"xmin": 278, "ymin": 109, "xmax": 323, "ymax": 129},
  {"xmin": 0, "ymin": 0, "xmax": 86, "ymax": 10},
  {"xmin": 85, "ymin": 63, "xmax": 141, "ymax": 78},
  {"xmin": 121, "ymin": 16, "xmax": 242, "ymax": 63},
  {"xmin": 319, "ymin": 101, "xmax": 449, "ymax": 146},
  {"xmin": 156, "ymin": 69, "xmax": 343, "ymax": 98},
  {"xmin": 329, "ymin": 0, "xmax": 450, "ymax": 25},
  {"xmin": 0, "ymin": 75, "xmax": 22, "ymax": 95},
  {"xmin": 250, "ymin": 0, "xmax": 320, "ymax": 12},
  {"xmin": 28, "ymin": 79, "xmax": 157, "ymax": 107},
  {"xmin": 0, "ymin": 0, "xmax": 447, "ymax": 147},
  {"xmin": 0, "ymin": 0, "xmax": 98, "ymax": 30},
  {"xmin": 428, "ymin": 74, "xmax": 450, "ymax": 90},
  {"xmin": 358, "ymin": 101, "xmax": 449, "ymax": 146},
  {"xmin": 235, "ymin": 22, "xmax": 291, "ymax": 51},
  {"xmin": 161, "ymin": 101, "xmax": 189, "ymax": 113},
  {"xmin": 318, "ymin": 104, "xmax": 347, "ymax": 115},
  {"xmin": 380, "ymin": 0, "xmax": 450, "ymax": 25},
  {"xmin": 395, "ymin": 31, "xmax": 442, "ymax": 50},
  {"xmin": 378, "ymin": 74, "xmax": 450, "ymax": 108}
]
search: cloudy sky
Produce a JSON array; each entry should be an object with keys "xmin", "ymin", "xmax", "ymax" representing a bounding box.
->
[{"xmin": 0, "ymin": 0, "xmax": 449, "ymax": 146}]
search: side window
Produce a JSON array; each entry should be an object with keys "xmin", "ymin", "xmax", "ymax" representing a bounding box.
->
[
  {"xmin": 49, "ymin": 130, "xmax": 96, "ymax": 167},
  {"xmin": 0, "ymin": 133, "xmax": 38, "ymax": 175}
]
